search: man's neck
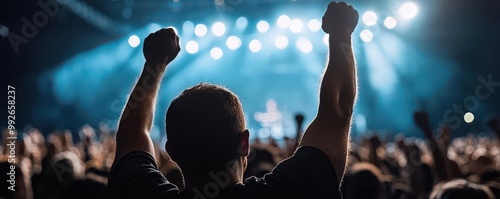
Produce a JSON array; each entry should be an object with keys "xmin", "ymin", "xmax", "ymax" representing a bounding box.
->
[
  {"xmin": 184, "ymin": 173, "xmax": 241, "ymax": 192},
  {"xmin": 182, "ymin": 158, "xmax": 247, "ymax": 192}
]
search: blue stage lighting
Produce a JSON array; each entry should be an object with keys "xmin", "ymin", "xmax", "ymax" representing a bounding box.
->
[
  {"xmin": 128, "ymin": 35, "xmax": 140, "ymax": 48},
  {"xmin": 185, "ymin": 40, "xmax": 199, "ymax": 54},
  {"xmin": 296, "ymin": 37, "xmax": 313, "ymax": 53},
  {"xmin": 257, "ymin": 20, "xmax": 270, "ymax": 33},
  {"xmin": 275, "ymin": 35, "xmax": 289, "ymax": 49},
  {"xmin": 399, "ymin": 2, "xmax": 418, "ymax": 19},
  {"xmin": 212, "ymin": 22, "xmax": 226, "ymax": 36},
  {"xmin": 289, "ymin": 19, "xmax": 304, "ymax": 33},
  {"xmin": 226, "ymin": 36, "xmax": 242, "ymax": 50},
  {"xmin": 194, "ymin": 24, "xmax": 207, "ymax": 37},
  {"xmin": 307, "ymin": 19, "xmax": 321, "ymax": 32},
  {"xmin": 384, "ymin": 16, "xmax": 397, "ymax": 29},
  {"xmin": 236, "ymin": 17, "xmax": 248, "ymax": 29},
  {"xmin": 277, "ymin": 15, "xmax": 291, "ymax": 29},
  {"xmin": 362, "ymin": 11, "xmax": 377, "ymax": 26},
  {"xmin": 210, "ymin": 47, "xmax": 223, "ymax": 60},
  {"xmin": 360, "ymin": 29, "xmax": 374, "ymax": 42},
  {"xmin": 249, "ymin": 39, "xmax": 262, "ymax": 53}
]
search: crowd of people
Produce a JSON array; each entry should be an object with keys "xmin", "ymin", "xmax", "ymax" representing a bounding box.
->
[
  {"xmin": 2, "ymin": 1, "xmax": 499, "ymax": 199},
  {"xmin": 1, "ymin": 115, "xmax": 499, "ymax": 199}
]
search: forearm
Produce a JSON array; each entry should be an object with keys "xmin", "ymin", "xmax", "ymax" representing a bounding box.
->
[
  {"xmin": 422, "ymin": 129, "xmax": 450, "ymax": 181},
  {"xmin": 319, "ymin": 35, "xmax": 357, "ymax": 119},
  {"xmin": 300, "ymin": 35, "xmax": 357, "ymax": 180},
  {"xmin": 115, "ymin": 64, "xmax": 165, "ymax": 156},
  {"xmin": 299, "ymin": 2, "xmax": 359, "ymax": 181}
]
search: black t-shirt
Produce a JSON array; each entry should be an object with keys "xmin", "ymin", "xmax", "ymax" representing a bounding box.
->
[{"xmin": 107, "ymin": 146, "xmax": 341, "ymax": 199}]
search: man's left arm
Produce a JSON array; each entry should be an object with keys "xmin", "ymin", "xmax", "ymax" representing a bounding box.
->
[{"xmin": 113, "ymin": 28, "xmax": 180, "ymax": 164}]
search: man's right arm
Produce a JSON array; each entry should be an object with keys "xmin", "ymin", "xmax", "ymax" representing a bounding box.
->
[{"xmin": 299, "ymin": 1, "xmax": 359, "ymax": 182}]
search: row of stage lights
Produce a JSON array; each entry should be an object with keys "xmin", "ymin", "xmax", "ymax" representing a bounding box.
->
[{"xmin": 127, "ymin": 2, "xmax": 419, "ymax": 60}]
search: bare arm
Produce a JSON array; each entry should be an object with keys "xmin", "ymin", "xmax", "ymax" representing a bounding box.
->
[
  {"xmin": 299, "ymin": 2, "xmax": 359, "ymax": 181},
  {"xmin": 113, "ymin": 28, "xmax": 180, "ymax": 163},
  {"xmin": 413, "ymin": 111, "xmax": 451, "ymax": 181}
]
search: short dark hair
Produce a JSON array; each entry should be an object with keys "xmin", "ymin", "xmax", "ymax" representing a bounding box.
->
[
  {"xmin": 342, "ymin": 163, "xmax": 385, "ymax": 199},
  {"xmin": 166, "ymin": 83, "xmax": 245, "ymax": 174},
  {"xmin": 430, "ymin": 179, "xmax": 494, "ymax": 199}
]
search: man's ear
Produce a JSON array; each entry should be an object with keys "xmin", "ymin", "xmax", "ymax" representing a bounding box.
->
[{"xmin": 239, "ymin": 129, "xmax": 250, "ymax": 156}]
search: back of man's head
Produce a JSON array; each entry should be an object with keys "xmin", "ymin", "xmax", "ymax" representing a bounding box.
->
[{"xmin": 166, "ymin": 83, "xmax": 246, "ymax": 175}]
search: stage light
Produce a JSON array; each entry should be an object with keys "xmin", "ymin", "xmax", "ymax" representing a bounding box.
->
[
  {"xmin": 271, "ymin": 128, "xmax": 284, "ymax": 139},
  {"xmin": 362, "ymin": 11, "xmax": 377, "ymax": 26},
  {"xmin": 194, "ymin": 24, "xmax": 208, "ymax": 37},
  {"xmin": 226, "ymin": 36, "xmax": 242, "ymax": 50},
  {"xmin": 212, "ymin": 22, "xmax": 226, "ymax": 36},
  {"xmin": 360, "ymin": 29, "xmax": 374, "ymax": 42},
  {"xmin": 384, "ymin": 16, "xmax": 397, "ymax": 29},
  {"xmin": 289, "ymin": 19, "xmax": 303, "ymax": 33},
  {"xmin": 210, "ymin": 47, "xmax": 223, "ymax": 60},
  {"xmin": 464, "ymin": 112, "xmax": 474, "ymax": 123},
  {"xmin": 275, "ymin": 35, "xmax": 289, "ymax": 49},
  {"xmin": 308, "ymin": 19, "xmax": 321, "ymax": 32},
  {"xmin": 183, "ymin": 21, "xmax": 194, "ymax": 34},
  {"xmin": 323, "ymin": 34, "xmax": 329, "ymax": 46},
  {"xmin": 399, "ymin": 2, "xmax": 418, "ymax": 19},
  {"xmin": 249, "ymin": 39, "xmax": 262, "ymax": 53},
  {"xmin": 236, "ymin": 17, "xmax": 248, "ymax": 29},
  {"xmin": 296, "ymin": 37, "xmax": 313, "ymax": 54},
  {"xmin": 257, "ymin": 20, "xmax": 270, "ymax": 33},
  {"xmin": 128, "ymin": 35, "xmax": 140, "ymax": 48},
  {"xmin": 277, "ymin": 15, "xmax": 291, "ymax": 29},
  {"xmin": 185, "ymin": 40, "xmax": 199, "ymax": 54}
]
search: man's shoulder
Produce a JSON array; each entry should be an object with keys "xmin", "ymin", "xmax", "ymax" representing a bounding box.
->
[{"xmin": 107, "ymin": 151, "xmax": 179, "ymax": 199}]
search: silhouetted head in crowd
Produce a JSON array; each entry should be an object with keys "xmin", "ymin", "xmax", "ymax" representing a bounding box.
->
[
  {"xmin": 165, "ymin": 83, "xmax": 250, "ymax": 189},
  {"xmin": 39, "ymin": 151, "xmax": 84, "ymax": 198},
  {"xmin": 56, "ymin": 173, "xmax": 107, "ymax": 199},
  {"xmin": 430, "ymin": 179, "xmax": 494, "ymax": 199},
  {"xmin": 342, "ymin": 163, "xmax": 387, "ymax": 199}
]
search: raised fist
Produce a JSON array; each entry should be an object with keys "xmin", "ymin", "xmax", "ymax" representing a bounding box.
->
[
  {"xmin": 413, "ymin": 111, "xmax": 432, "ymax": 133},
  {"xmin": 143, "ymin": 28, "xmax": 180, "ymax": 66},
  {"xmin": 294, "ymin": 114, "xmax": 305, "ymax": 126},
  {"xmin": 487, "ymin": 118, "xmax": 500, "ymax": 133},
  {"xmin": 322, "ymin": 2, "xmax": 359, "ymax": 37}
]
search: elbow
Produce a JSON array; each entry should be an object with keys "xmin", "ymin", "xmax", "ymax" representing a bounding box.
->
[
  {"xmin": 335, "ymin": 105, "xmax": 354, "ymax": 121},
  {"xmin": 318, "ymin": 95, "xmax": 355, "ymax": 121},
  {"xmin": 336, "ymin": 92, "xmax": 356, "ymax": 119},
  {"xmin": 318, "ymin": 104, "xmax": 354, "ymax": 123}
]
